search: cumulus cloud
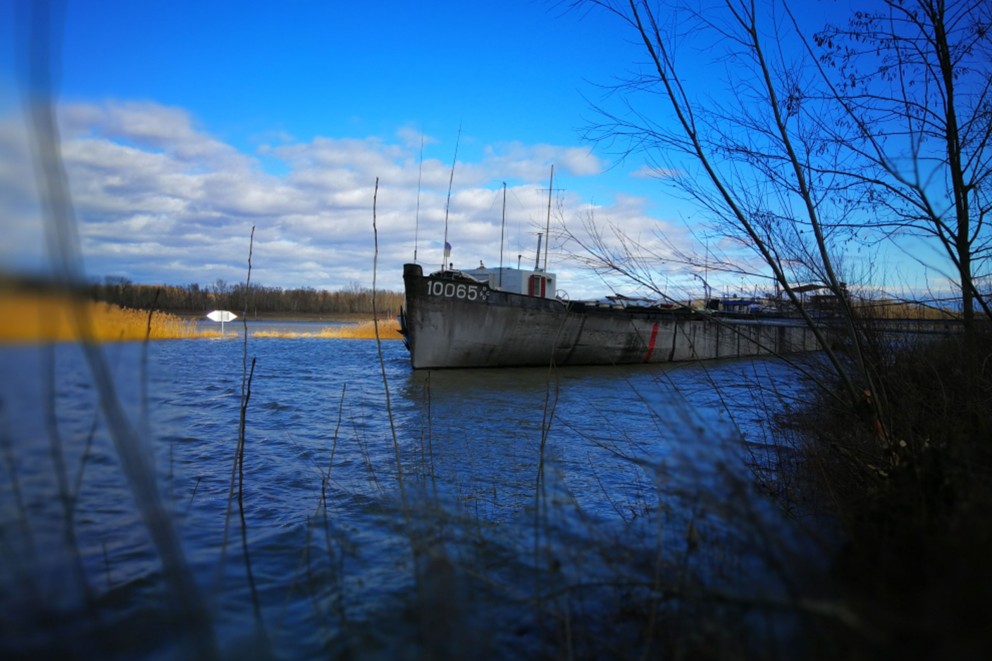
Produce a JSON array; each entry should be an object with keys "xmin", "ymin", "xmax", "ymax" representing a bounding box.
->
[
  {"xmin": 1, "ymin": 100, "xmax": 690, "ymax": 297},
  {"xmin": 61, "ymin": 101, "xmax": 244, "ymax": 166}
]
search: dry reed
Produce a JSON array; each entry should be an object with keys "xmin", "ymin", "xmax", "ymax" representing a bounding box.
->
[
  {"xmin": 0, "ymin": 290, "xmax": 404, "ymax": 343},
  {"xmin": 0, "ymin": 290, "xmax": 203, "ymax": 342},
  {"xmin": 251, "ymin": 319, "xmax": 402, "ymax": 340}
]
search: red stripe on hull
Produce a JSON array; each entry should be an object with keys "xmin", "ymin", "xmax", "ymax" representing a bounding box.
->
[{"xmin": 643, "ymin": 322, "xmax": 660, "ymax": 362}]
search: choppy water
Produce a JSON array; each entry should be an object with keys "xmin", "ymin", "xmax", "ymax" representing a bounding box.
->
[{"xmin": 0, "ymin": 329, "xmax": 824, "ymax": 659}]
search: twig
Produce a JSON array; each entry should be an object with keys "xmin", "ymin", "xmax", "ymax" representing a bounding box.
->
[
  {"xmin": 372, "ymin": 177, "xmax": 408, "ymax": 513},
  {"xmin": 237, "ymin": 357, "xmax": 266, "ymax": 643},
  {"xmin": 533, "ymin": 361, "xmax": 561, "ymax": 642}
]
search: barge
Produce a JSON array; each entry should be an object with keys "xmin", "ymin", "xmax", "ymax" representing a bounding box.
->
[{"xmin": 399, "ymin": 262, "xmax": 820, "ymax": 369}]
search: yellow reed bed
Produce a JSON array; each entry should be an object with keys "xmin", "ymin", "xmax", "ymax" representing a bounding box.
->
[
  {"xmin": 0, "ymin": 290, "xmax": 203, "ymax": 343},
  {"xmin": 0, "ymin": 289, "xmax": 402, "ymax": 343},
  {"xmin": 252, "ymin": 319, "xmax": 403, "ymax": 340}
]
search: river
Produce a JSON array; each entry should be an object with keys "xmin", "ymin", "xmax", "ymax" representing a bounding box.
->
[{"xmin": 0, "ymin": 327, "xmax": 826, "ymax": 659}]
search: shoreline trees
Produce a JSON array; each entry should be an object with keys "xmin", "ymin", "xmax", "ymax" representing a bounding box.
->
[
  {"xmin": 0, "ymin": 274, "xmax": 404, "ymax": 318},
  {"xmin": 86, "ymin": 277, "xmax": 404, "ymax": 318}
]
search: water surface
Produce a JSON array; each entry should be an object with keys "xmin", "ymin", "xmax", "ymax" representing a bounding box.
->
[{"xmin": 0, "ymin": 335, "xmax": 821, "ymax": 658}]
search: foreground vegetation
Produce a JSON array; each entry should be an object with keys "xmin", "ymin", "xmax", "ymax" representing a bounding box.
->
[
  {"xmin": 776, "ymin": 327, "xmax": 992, "ymax": 657},
  {"xmin": 575, "ymin": 1, "xmax": 992, "ymax": 652}
]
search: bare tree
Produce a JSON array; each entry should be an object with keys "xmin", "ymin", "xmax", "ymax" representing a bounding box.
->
[
  {"xmin": 581, "ymin": 0, "xmax": 879, "ymax": 415},
  {"xmin": 814, "ymin": 0, "xmax": 992, "ymax": 328}
]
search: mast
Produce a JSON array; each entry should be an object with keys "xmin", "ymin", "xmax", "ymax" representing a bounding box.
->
[
  {"xmin": 499, "ymin": 182, "xmax": 506, "ymax": 288},
  {"xmin": 414, "ymin": 136, "xmax": 423, "ymax": 263},
  {"xmin": 442, "ymin": 126, "xmax": 461, "ymax": 271},
  {"xmin": 543, "ymin": 164, "xmax": 553, "ymax": 272}
]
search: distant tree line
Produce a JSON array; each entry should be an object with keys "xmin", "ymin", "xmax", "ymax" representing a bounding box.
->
[{"xmin": 88, "ymin": 276, "xmax": 404, "ymax": 318}]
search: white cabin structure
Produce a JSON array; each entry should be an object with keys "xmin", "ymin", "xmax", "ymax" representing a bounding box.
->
[{"xmin": 461, "ymin": 266, "xmax": 557, "ymax": 299}]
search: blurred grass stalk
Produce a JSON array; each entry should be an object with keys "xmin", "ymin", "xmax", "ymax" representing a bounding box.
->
[{"xmin": 15, "ymin": 0, "xmax": 219, "ymax": 656}]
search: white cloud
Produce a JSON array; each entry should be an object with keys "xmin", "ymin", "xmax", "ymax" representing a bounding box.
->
[
  {"xmin": 62, "ymin": 101, "xmax": 244, "ymax": 166},
  {"xmin": 1, "ymin": 100, "xmax": 692, "ymax": 297},
  {"xmin": 0, "ymin": 114, "xmax": 47, "ymax": 273}
]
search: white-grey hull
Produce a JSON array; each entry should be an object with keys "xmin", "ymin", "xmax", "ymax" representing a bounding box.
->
[{"xmin": 400, "ymin": 263, "xmax": 820, "ymax": 369}]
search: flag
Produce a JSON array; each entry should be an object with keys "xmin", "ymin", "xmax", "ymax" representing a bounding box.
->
[{"xmin": 444, "ymin": 241, "xmax": 451, "ymax": 258}]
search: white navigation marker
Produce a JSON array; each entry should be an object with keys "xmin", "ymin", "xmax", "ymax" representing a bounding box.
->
[{"xmin": 206, "ymin": 310, "xmax": 238, "ymax": 337}]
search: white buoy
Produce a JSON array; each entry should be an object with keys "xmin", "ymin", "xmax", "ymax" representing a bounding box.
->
[{"xmin": 206, "ymin": 310, "xmax": 238, "ymax": 337}]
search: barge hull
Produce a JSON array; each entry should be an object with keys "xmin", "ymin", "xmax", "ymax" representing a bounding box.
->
[{"xmin": 401, "ymin": 263, "xmax": 819, "ymax": 369}]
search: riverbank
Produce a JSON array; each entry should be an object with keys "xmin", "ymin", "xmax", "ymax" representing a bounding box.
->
[{"xmin": 0, "ymin": 290, "xmax": 402, "ymax": 342}]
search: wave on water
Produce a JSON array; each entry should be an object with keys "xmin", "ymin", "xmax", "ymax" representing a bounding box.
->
[{"xmin": 0, "ymin": 340, "xmax": 823, "ymax": 659}]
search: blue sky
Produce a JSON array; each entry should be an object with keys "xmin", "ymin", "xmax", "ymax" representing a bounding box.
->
[
  {"xmin": 55, "ymin": 2, "xmax": 625, "ymax": 150},
  {"xmin": 0, "ymin": 0, "xmax": 953, "ymax": 300}
]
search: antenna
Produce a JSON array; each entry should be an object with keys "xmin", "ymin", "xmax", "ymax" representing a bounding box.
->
[
  {"xmin": 441, "ymin": 126, "xmax": 461, "ymax": 271},
  {"xmin": 499, "ymin": 182, "xmax": 506, "ymax": 288},
  {"xmin": 543, "ymin": 164, "xmax": 553, "ymax": 272},
  {"xmin": 414, "ymin": 136, "xmax": 423, "ymax": 263}
]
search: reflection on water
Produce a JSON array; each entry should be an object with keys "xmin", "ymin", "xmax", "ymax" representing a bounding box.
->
[{"xmin": 0, "ymin": 338, "xmax": 821, "ymax": 658}]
